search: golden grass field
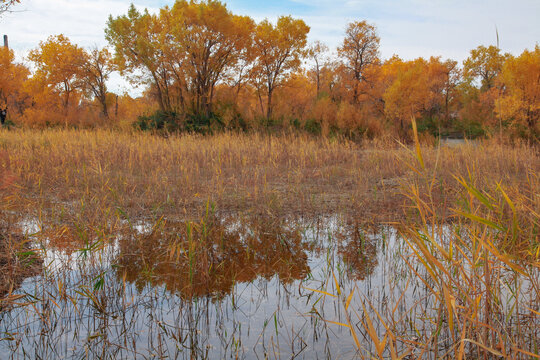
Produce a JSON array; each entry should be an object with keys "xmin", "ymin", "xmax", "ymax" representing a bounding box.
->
[{"xmin": 0, "ymin": 129, "xmax": 537, "ymax": 220}]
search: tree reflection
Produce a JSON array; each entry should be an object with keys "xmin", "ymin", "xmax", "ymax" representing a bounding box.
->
[
  {"xmin": 335, "ymin": 223, "xmax": 378, "ymax": 280},
  {"xmin": 114, "ymin": 215, "xmax": 311, "ymax": 299}
]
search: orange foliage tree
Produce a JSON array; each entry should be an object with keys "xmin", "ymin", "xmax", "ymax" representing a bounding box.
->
[
  {"xmin": 0, "ymin": 46, "xmax": 29, "ymax": 116},
  {"xmin": 338, "ymin": 21, "xmax": 380, "ymax": 104},
  {"xmin": 28, "ymin": 35, "xmax": 86, "ymax": 112},
  {"xmin": 441, "ymin": 59, "xmax": 461, "ymax": 127},
  {"xmin": 81, "ymin": 47, "xmax": 115, "ymax": 119},
  {"xmin": 496, "ymin": 46, "xmax": 540, "ymax": 139},
  {"xmin": 251, "ymin": 16, "xmax": 310, "ymax": 119},
  {"xmin": 383, "ymin": 57, "xmax": 449, "ymax": 134}
]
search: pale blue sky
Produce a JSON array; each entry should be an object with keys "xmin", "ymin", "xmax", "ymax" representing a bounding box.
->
[{"xmin": 2, "ymin": 0, "xmax": 539, "ymax": 93}]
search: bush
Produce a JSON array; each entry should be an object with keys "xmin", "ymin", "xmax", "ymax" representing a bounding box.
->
[
  {"xmin": 455, "ymin": 118, "xmax": 485, "ymax": 138},
  {"xmin": 303, "ymin": 118, "xmax": 321, "ymax": 135},
  {"xmin": 135, "ymin": 110, "xmax": 229, "ymax": 134},
  {"xmin": 135, "ymin": 111, "xmax": 181, "ymax": 132}
]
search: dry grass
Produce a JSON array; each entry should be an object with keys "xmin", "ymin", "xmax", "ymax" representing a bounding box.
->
[
  {"xmin": 309, "ymin": 123, "xmax": 539, "ymax": 359},
  {"xmin": 0, "ymin": 128, "xmax": 536, "ymax": 225}
]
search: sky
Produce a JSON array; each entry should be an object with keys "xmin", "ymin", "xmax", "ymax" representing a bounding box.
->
[{"xmin": 1, "ymin": 0, "xmax": 539, "ymax": 94}]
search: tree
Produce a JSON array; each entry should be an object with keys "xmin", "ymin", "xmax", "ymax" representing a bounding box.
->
[
  {"xmin": 463, "ymin": 45, "xmax": 508, "ymax": 90},
  {"xmin": 28, "ymin": 34, "xmax": 86, "ymax": 111},
  {"xmin": 82, "ymin": 47, "xmax": 115, "ymax": 118},
  {"xmin": 0, "ymin": 0, "xmax": 20, "ymax": 16},
  {"xmin": 251, "ymin": 16, "xmax": 310, "ymax": 119},
  {"xmin": 166, "ymin": 0, "xmax": 254, "ymax": 116},
  {"xmin": 107, "ymin": 1, "xmax": 255, "ymax": 118},
  {"xmin": 308, "ymin": 41, "xmax": 329, "ymax": 98},
  {"xmin": 441, "ymin": 59, "xmax": 461, "ymax": 126},
  {"xmin": 106, "ymin": 5, "xmax": 172, "ymax": 112},
  {"xmin": 338, "ymin": 21, "xmax": 380, "ymax": 104},
  {"xmin": 496, "ymin": 46, "xmax": 540, "ymax": 138},
  {"xmin": 383, "ymin": 57, "xmax": 447, "ymax": 134},
  {"xmin": 0, "ymin": 46, "xmax": 29, "ymax": 113}
]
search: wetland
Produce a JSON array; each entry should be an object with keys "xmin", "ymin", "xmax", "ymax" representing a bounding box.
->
[{"xmin": 0, "ymin": 129, "xmax": 538, "ymax": 359}]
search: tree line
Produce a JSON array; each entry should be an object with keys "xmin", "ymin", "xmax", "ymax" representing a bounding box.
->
[{"xmin": 0, "ymin": 0, "xmax": 538, "ymax": 140}]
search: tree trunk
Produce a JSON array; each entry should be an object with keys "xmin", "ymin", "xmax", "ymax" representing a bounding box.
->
[
  {"xmin": 101, "ymin": 95, "xmax": 109, "ymax": 118},
  {"xmin": 151, "ymin": 72, "xmax": 166, "ymax": 112},
  {"xmin": 266, "ymin": 87, "xmax": 273, "ymax": 119}
]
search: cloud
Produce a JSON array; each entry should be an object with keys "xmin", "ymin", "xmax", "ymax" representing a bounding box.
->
[
  {"xmin": 4, "ymin": 0, "xmax": 539, "ymax": 58},
  {"xmin": 2, "ymin": 0, "xmax": 538, "ymax": 94},
  {"xmin": 1, "ymin": 0, "xmax": 161, "ymax": 93},
  {"xmin": 289, "ymin": 0, "xmax": 540, "ymax": 61}
]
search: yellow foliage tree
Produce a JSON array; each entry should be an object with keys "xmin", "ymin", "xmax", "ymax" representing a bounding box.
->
[
  {"xmin": 28, "ymin": 34, "xmax": 86, "ymax": 112},
  {"xmin": 496, "ymin": 46, "xmax": 540, "ymax": 139},
  {"xmin": 463, "ymin": 45, "xmax": 508, "ymax": 90},
  {"xmin": 106, "ymin": 5, "xmax": 170, "ymax": 112},
  {"xmin": 0, "ymin": 46, "xmax": 30, "ymax": 116},
  {"xmin": 251, "ymin": 16, "xmax": 310, "ymax": 119},
  {"xmin": 107, "ymin": 1, "xmax": 254, "ymax": 118},
  {"xmin": 81, "ymin": 47, "xmax": 115, "ymax": 119},
  {"xmin": 166, "ymin": 0, "xmax": 255, "ymax": 116},
  {"xmin": 338, "ymin": 21, "xmax": 380, "ymax": 104}
]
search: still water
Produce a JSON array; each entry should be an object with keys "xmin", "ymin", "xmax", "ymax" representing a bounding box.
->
[{"xmin": 0, "ymin": 214, "xmax": 535, "ymax": 359}]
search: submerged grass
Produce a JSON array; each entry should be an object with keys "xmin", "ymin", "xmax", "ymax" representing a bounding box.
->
[
  {"xmin": 394, "ymin": 124, "xmax": 539, "ymax": 358},
  {"xmin": 310, "ymin": 121, "xmax": 539, "ymax": 359}
]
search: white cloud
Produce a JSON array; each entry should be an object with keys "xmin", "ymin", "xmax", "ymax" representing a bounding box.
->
[
  {"xmin": 1, "ymin": 0, "xmax": 538, "ymax": 95},
  {"xmin": 293, "ymin": 0, "xmax": 540, "ymax": 61},
  {"xmin": 1, "ymin": 0, "xmax": 160, "ymax": 93}
]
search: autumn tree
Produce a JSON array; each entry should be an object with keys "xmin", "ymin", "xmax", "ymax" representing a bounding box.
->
[
  {"xmin": 463, "ymin": 45, "xmax": 508, "ymax": 90},
  {"xmin": 81, "ymin": 47, "xmax": 115, "ymax": 118},
  {"xmin": 308, "ymin": 41, "xmax": 329, "ymax": 98},
  {"xmin": 458, "ymin": 46, "xmax": 508, "ymax": 133},
  {"xmin": 165, "ymin": 0, "xmax": 255, "ymax": 116},
  {"xmin": 28, "ymin": 34, "xmax": 86, "ymax": 111},
  {"xmin": 272, "ymin": 71, "xmax": 314, "ymax": 122},
  {"xmin": 251, "ymin": 16, "xmax": 310, "ymax": 119},
  {"xmin": 107, "ymin": 1, "xmax": 254, "ymax": 119},
  {"xmin": 106, "ymin": 5, "xmax": 171, "ymax": 112},
  {"xmin": 496, "ymin": 46, "xmax": 540, "ymax": 138},
  {"xmin": 0, "ymin": 0, "xmax": 20, "ymax": 16},
  {"xmin": 383, "ymin": 57, "xmax": 448, "ymax": 134},
  {"xmin": 338, "ymin": 21, "xmax": 380, "ymax": 104},
  {"xmin": 0, "ymin": 46, "xmax": 29, "ymax": 114},
  {"xmin": 224, "ymin": 20, "xmax": 256, "ymax": 105},
  {"xmin": 441, "ymin": 59, "xmax": 461, "ymax": 126}
]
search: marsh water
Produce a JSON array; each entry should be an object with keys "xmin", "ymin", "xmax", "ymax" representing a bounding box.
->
[{"xmin": 0, "ymin": 214, "xmax": 536, "ymax": 359}]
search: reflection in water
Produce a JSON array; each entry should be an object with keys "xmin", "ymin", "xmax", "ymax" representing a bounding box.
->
[
  {"xmin": 335, "ymin": 223, "xmax": 378, "ymax": 281},
  {"xmin": 0, "ymin": 214, "xmax": 397, "ymax": 359},
  {"xmin": 1, "ymin": 214, "xmax": 537, "ymax": 358},
  {"xmin": 116, "ymin": 216, "xmax": 311, "ymax": 299}
]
